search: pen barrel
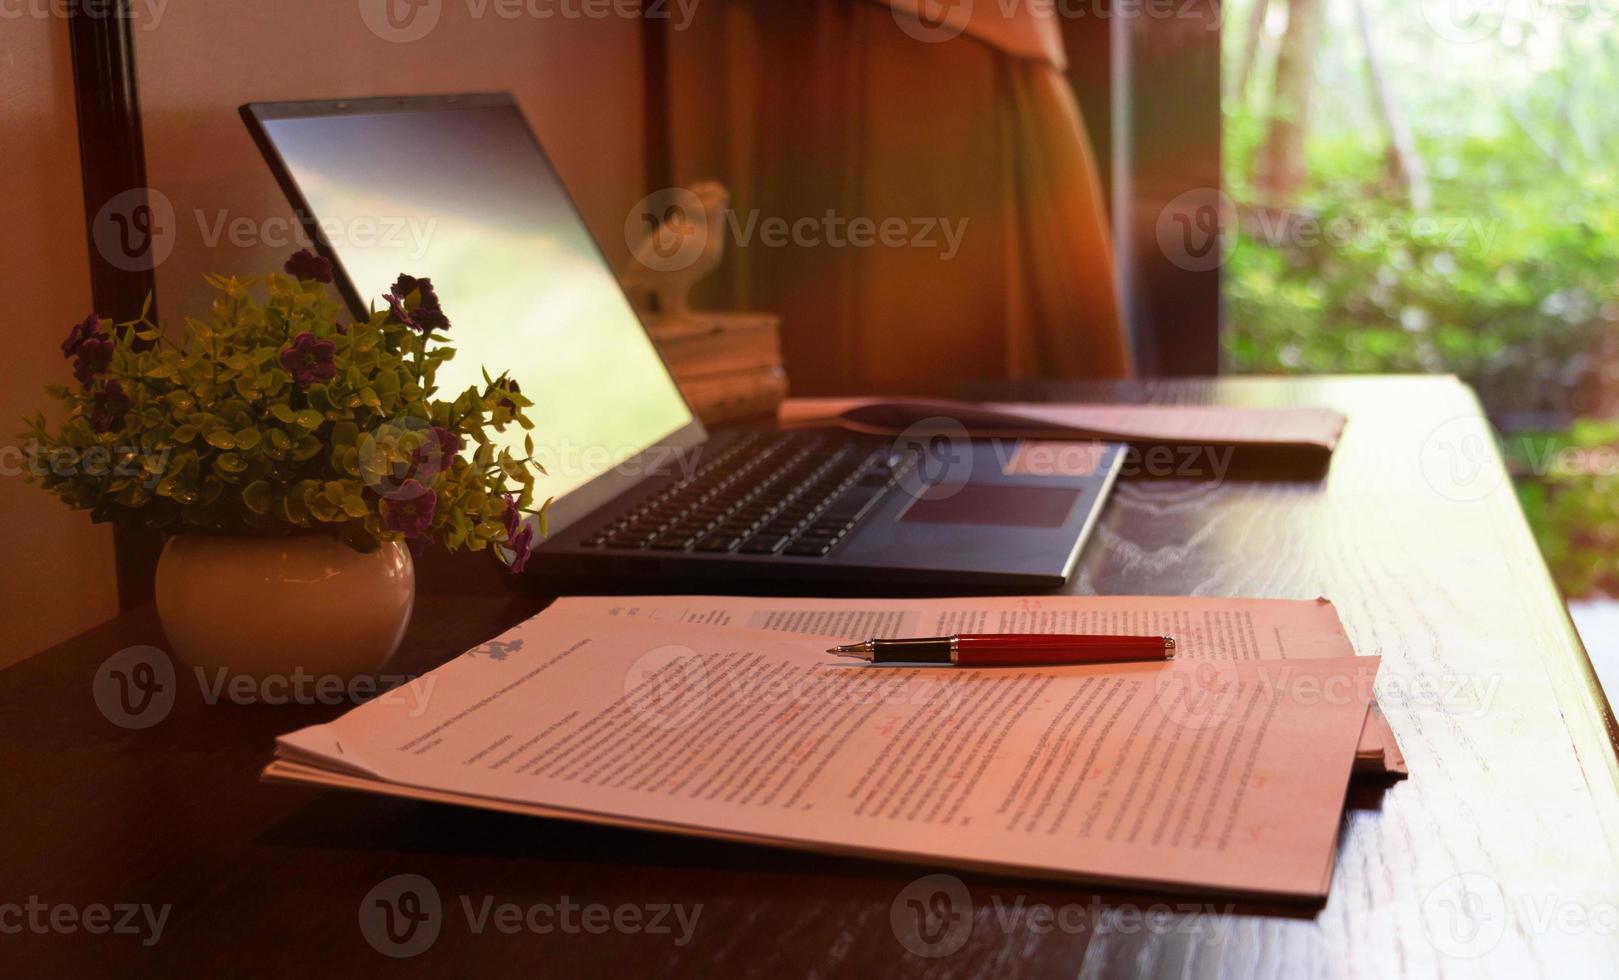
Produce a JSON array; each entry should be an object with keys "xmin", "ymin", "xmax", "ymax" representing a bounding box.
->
[{"xmin": 953, "ymin": 634, "xmax": 1169, "ymax": 666}]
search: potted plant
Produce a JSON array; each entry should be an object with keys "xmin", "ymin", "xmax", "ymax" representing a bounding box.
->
[{"xmin": 25, "ymin": 250, "xmax": 546, "ymax": 681}]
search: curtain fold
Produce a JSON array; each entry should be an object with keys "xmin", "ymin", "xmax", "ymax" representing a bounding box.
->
[{"xmin": 667, "ymin": 0, "xmax": 1131, "ymax": 394}]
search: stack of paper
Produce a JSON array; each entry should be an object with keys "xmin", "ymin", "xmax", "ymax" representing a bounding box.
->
[
  {"xmin": 267, "ymin": 596, "xmax": 1400, "ymax": 900},
  {"xmin": 779, "ymin": 398, "xmax": 1348, "ymax": 457}
]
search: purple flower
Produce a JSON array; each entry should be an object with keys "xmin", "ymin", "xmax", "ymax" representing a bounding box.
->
[
  {"xmin": 502, "ymin": 492, "xmax": 521, "ymax": 539},
  {"xmin": 507, "ymin": 523, "xmax": 536, "ymax": 573},
  {"xmin": 383, "ymin": 480, "xmax": 437, "ymax": 538},
  {"xmin": 284, "ymin": 249, "xmax": 334, "ymax": 284},
  {"xmin": 384, "ymin": 291, "xmax": 413, "ymax": 329},
  {"xmin": 278, "ymin": 332, "xmax": 337, "ymax": 386},
  {"xmin": 90, "ymin": 380, "xmax": 131, "ymax": 434},
  {"xmin": 73, "ymin": 336, "xmax": 115, "ymax": 385},
  {"xmin": 411, "ymin": 426, "xmax": 462, "ymax": 477},
  {"xmin": 385, "ymin": 273, "xmax": 450, "ymax": 333},
  {"xmin": 62, "ymin": 313, "xmax": 101, "ymax": 358}
]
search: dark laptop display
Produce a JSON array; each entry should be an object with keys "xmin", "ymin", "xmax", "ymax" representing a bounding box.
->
[
  {"xmin": 243, "ymin": 94, "xmax": 1122, "ymax": 589},
  {"xmin": 244, "ymin": 95, "xmax": 697, "ymax": 525}
]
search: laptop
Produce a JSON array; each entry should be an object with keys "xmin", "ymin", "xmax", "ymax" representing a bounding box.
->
[{"xmin": 241, "ymin": 93, "xmax": 1122, "ymax": 589}]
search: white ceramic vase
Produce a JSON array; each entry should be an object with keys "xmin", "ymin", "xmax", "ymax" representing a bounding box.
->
[{"xmin": 155, "ymin": 533, "xmax": 415, "ymax": 683}]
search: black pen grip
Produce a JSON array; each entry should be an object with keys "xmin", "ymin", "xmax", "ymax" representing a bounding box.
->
[{"xmin": 870, "ymin": 636, "xmax": 954, "ymax": 664}]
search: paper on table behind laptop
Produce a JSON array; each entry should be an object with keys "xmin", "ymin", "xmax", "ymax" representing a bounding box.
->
[
  {"xmin": 274, "ymin": 613, "xmax": 1376, "ymax": 899},
  {"xmin": 779, "ymin": 398, "xmax": 1346, "ymax": 453},
  {"xmin": 550, "ymin": 594, "xmax": 1405, "ymax": 775}
]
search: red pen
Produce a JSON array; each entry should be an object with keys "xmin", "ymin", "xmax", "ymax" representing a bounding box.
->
[{"xmin": 827, "ymin": 633, "xmax": 1176, "ymax": 666}]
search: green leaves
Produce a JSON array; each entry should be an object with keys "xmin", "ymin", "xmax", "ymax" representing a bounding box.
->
[
  {"xmin": 242, "ymin": 480, "xmax": 272, "ymax": 515},
  {"xmin": 25, "ymin": 269, "xmax": 544, "ymax": 568}
]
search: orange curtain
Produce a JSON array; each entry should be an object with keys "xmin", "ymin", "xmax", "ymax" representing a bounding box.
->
[{"xmin": 668, "ymin": 1, "xmax": 1131, "ymax": 394}]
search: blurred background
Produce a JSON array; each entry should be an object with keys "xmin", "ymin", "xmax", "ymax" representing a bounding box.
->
[
  {"xmin": 1220, "ymin": 0, "xmax": 1619, "ymax": 603},
  {"xmin": 8, "ymin": 0, "xmax": 1619, "ymax": 671}
]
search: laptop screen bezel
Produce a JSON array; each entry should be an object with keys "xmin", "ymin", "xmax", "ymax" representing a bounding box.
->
[{"xmin": 239, "ymin": 92, "xmax": 710, "ymax": 536}]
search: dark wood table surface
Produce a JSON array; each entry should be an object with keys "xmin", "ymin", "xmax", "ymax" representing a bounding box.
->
[{"xmin": 5, "ymin": 376, "xmax": 1618, "ymax": 977}]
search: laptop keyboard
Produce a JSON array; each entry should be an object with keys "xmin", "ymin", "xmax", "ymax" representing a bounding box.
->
[{"xmin": 580, "ymin": 432, "xmax": 912, "ymax": 558}]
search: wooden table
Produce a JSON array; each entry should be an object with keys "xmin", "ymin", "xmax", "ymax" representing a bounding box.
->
[{"xmin": 4, "ymin": 376, "xmax": 1617, "ymax": 977}]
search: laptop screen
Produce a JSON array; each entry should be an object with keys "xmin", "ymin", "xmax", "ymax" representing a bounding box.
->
[{"xmin": 251, "ymin": 98, "xmax": 695, "ymax": 507}]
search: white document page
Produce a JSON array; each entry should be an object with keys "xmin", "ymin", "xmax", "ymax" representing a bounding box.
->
[
  {"xmin": 549, "ymin": 594, "xmax": 1404, "ymax": 773},
  {"xmin": 276, "ymin": 613, "xmax": 1377, "ymax": 898}
]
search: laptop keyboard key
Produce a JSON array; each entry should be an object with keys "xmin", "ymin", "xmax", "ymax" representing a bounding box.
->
[
  {"xmin": 783, "ymin": 539, "xmax": 834, "ymax": 557},
  {"xmin": 580, "ymin": 431, "xmax": 907, "ymax": 558},
  {"xmin": 650, "ymin": 534, "xmax": 698, "ymax": 551}
]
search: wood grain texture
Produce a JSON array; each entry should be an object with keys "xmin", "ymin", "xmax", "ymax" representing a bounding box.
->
[{"xmin": 2, "ymin": 376, "xmax": 1616, "ymax": 977}]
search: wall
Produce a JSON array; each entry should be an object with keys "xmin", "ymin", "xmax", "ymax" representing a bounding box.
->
[
  {"xmin": 0, "ymin": 16, "xmax": 122, "ymax": 666},
  {"xmin": 134, "ymin": 0, "xmax": 648, "ymax": 319},
  {"xmin": 0, "ymin": 3, "xmax": 646, "ymax": 664}
]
